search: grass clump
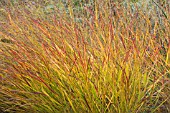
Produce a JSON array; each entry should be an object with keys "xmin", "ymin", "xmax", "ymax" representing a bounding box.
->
[{"xmin": 0, "ymin": 0, "xmax": 169, "ymax": 113}]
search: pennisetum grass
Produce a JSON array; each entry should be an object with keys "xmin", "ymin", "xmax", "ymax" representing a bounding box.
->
[{"xmin": 0, "ymin": 0, "xmax": 169, "ymax": 113}]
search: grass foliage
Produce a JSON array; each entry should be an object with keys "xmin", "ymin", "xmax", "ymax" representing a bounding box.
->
[{"xmin": 0, "ymin": 0, "xmax": 170, "ymax": 113}]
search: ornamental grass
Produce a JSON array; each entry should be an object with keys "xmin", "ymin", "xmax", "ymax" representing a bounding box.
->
[{"xmin": 0, "ymin": 0, "xmax": 169, "ymax": 113}]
